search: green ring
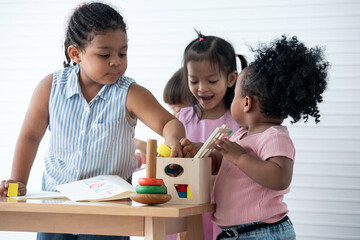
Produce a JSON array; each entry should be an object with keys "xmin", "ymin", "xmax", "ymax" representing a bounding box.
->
[{"xmin": 136, "ymin": 185, "xmax": 167, "ymax": 194}]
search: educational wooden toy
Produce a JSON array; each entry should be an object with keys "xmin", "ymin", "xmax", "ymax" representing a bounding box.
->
[
  {"xmin": 176, "ymin": 184, "xmax": 188, "ymax": 198},
  {"xmin": 158, "ymin": 144, "xmax": 183, "ymax": 177},
  {"xmin": 157, "ymin": 143, "xmax": 171, "ymax": 157},
  {"xmin": 194, "ymin": 124, "xmax": 229, "ymax": 158},
  {"xmin": 135, "ymin": 185, "xmax": 167, "ymax": 194},
  {"xmin": 7, "ymin": 183, "xmax": 18, "ymax": 197},
  {"xmin": 130, "ymin": 140, "xmax": 171, "ymax": 205},
  {"xmin": 138, "ymin": 177, "xmax": 163, "ymax": 186},
  {"xmin": 157, "ymin": 124, "xmax": 229, "ymax": 204}
]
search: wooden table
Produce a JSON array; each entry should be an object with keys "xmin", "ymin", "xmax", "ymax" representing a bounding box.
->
[{"xmin": 0, "ymin": 197, "xmax": 214, "ymax": 240}]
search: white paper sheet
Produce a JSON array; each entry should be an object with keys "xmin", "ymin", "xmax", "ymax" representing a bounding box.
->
[{"xmin": 11, "ymin": 191, "xmax": 66, "ymax": 200}]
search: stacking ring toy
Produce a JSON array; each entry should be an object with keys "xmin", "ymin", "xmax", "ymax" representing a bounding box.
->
[
  {"xmin": 136, "ymin": 185, "xmax": 167, "ymax": 194},
  {"xmin": 130, "ymin": 139, "xmax": 171, "ymax": 205},
  {"xmin": 130, "ymin": 193, "xmax": 171, "ymax": 205},
  {"xmin": 138, "ymin": 177, "xmax": 164, "ymax": 186}
]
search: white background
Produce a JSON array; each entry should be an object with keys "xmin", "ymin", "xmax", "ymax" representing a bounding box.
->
[{"xmin": 0, "ymin": 0, "xmax": 359, "ymax": 239}]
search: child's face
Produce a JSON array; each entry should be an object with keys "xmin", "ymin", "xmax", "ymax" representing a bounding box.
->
[
  {"xmin": 76, "ymin": 29, "xmax": 128, "ymax": 86},
  {"xmin": 187, "ymin": 60, "xmax": 233, "ymax": 116}
]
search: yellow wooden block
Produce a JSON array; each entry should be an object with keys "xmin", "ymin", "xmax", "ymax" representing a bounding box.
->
[
  {"xmin": 7, "ymin": 183, "xmax": 18, "ymax": 197},
  {"xmin": 157, "ymin": 143, "xmax": 171, "ymax": 157},
  {"xmin": 187, "ymin": 186, "xmax": 193, "ymax": 198},
  {"xmin": 7, "ymin": 197, "xmax": 17, "ymax": 202}
]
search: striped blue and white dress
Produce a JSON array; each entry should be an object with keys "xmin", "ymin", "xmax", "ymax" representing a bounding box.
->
[{"xmin": 43, "ymin": 64, "xmax": 137, "ymax": 191}]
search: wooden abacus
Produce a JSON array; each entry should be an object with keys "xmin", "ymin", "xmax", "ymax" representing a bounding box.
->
[{"xmin": 130, "ymin": 139, "xmax": 172, "ymax": 204}]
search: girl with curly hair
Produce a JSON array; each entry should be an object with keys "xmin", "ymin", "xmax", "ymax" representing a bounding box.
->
[{"xmin": 184, "ymin": 35, "xmax": 329, "ymax": 239}]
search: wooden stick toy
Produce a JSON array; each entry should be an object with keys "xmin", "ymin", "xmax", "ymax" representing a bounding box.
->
[
  {"xmin": 130, "ymin": 140, "xmax": 171, "ymax": 204},
  {"xmin": 194, "ymin": 124, "xmax": 229, "ymax": 158}
]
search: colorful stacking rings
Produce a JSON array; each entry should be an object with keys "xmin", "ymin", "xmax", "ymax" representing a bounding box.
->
[
  {"xmin": 135, "ymin": 177, "xmax": 167, "ymax": 195},
  {"xmin": 136, "ymin": 185, "xmax": 167, "ymax": 194},
  {"xmin": 138, "ymin": 177, "xmax": 164, "ymax": 186}
]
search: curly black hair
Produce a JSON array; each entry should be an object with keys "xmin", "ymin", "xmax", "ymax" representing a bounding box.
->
[
  {"xmin": 63, "ymin": 2, "xmax": 127, "ymax": 67},
  {"xmin": 242, "ymin": 35, "xmax": 329, "ymax": 123}
]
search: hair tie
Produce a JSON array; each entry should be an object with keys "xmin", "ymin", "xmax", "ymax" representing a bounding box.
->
[
  {"xmin": 235, "ymin": 54, "xmax": 239, "ymax": 57},
  {"xmin": 199, "ymin": 37, "xmax": 204, "ymax": 41}
]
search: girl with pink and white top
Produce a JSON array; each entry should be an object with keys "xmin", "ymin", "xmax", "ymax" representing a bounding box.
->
[
  {"xmin": 176, "ymin": 30, "xmax": 247, "ymax": 240},
  {"xmin": 184, "ymin": 35, "xmax": 329, "ymax": 239}
]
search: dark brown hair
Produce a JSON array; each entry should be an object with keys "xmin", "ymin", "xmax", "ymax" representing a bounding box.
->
[{"xmin": 163, "ymin": 68, "xmax": 190, "ymax": 105}]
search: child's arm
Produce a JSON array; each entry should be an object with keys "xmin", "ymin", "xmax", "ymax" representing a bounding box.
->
[
  {"xmin": 134, "ymin": 138, "xmax": 147, "ymax": 154},
  {"xmin": 210, "ymin": 150, "xmax": 223, "ymax": 175},
  {"xmin": 134, "ymin": 138, "xmax": 146, "ymax": 168},
  {"xmin": 214, "ymin": 139, "xmax": 293, "ymax": 190},
  {"xmin": 126, "ymin": 84, "xmax": 185, "ymax": 157},
  {"xmin": 0, "ymin": 74, "xmax": 52, "ymax": 196}
]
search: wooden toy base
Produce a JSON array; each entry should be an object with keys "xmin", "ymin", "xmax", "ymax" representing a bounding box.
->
[{"xmin": 130, "ymin": 193, "xmax": 171, "ymax": 205}]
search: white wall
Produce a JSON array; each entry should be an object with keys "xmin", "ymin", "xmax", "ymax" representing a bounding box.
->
[{"xmin": 0, "ymin": 0, "xmax": 359, "ymax": 239}]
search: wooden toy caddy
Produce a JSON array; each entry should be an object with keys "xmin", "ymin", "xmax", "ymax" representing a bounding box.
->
[
  {"xmin": 157, "ymin": 124, "xmax": 229, "ymax": 204},
  {"xmin": 156, "ymin": 156, "xmax": 211, "ymax": 204}
]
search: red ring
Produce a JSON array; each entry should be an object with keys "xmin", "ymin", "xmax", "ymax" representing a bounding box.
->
[{"xmin": 138, "ymin": 178, "xmax": 164, "ymax": 186}]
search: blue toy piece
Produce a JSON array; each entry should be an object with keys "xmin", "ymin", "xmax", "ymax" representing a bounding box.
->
[
  {"xmin": 165, "ymin": 164, "xmax": 179, "ymax": 174},
  {"xmin": 177, "ymin": 191, "xmax": 187, "ymax": 198}
]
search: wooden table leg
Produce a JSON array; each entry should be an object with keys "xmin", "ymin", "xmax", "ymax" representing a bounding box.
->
[
  {"xmin": 144, "ymin": 216, "xmax": 166, "ymax": 240},
  {"xmin": 177, "ymin": 232, "xmax": 187, "ymax": 240},
  {"xmin": 184, "ymin": 214, "xmax": 204, "ymax": 240}
]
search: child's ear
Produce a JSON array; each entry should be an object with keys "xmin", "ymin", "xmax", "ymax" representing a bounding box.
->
[
  {"xmin": 227, "ymin": 70, "xmax": 238, "ymax": 88},
  {"xmin": 243, "ymin": 96, "xmax": 252, "ymax": 112},
  {"xmin": 68, "ymin": 45, "xmax": 82, "ymax": 64}
]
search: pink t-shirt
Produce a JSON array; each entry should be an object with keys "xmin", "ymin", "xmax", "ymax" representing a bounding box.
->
[
  {"xmin": 177, "ymin": 106, "xmax": 240, "ymax": 240},
  {"xmin": 212, "ymin": 126, "xmax": 295, "ymax": 227},
  {"xmin": 179, "ymin": 107, "xmax": 240, "ymax": 142}
]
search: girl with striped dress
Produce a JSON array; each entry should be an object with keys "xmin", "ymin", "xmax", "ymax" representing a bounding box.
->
[{"xmin": 0, "ymin": 3, "xmax": 185, "ymax": 239}]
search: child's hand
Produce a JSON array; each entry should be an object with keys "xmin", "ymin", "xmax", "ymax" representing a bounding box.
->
[
  {"xmin": 169, "ymin": 142, "xmax": 183, "ymax": 157},
  {"xmin": 0, "ymin": 179, "xmax": 27, "ymax": 197},
  {"xmin": 214, "ymin": 139, "xmax": 247, "ymax": 165},
  {"xmin": 135, "ymin": 151, "xmax": 146, "ymax": 168},
  {"xmin": 180, "ymin": 138, "xmax": 203, "ymax": 158}
]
